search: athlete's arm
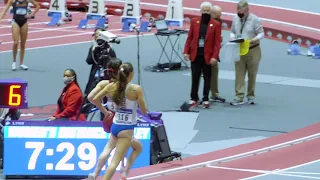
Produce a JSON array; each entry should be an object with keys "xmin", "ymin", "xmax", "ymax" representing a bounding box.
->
[
  {"xmin": 92, "ymin": 85, "xmax": 110, "ymax": 115},
  {"xmin": 28, "ymin": 0, "xmax": 40, "ymax": 16},
  {"xmin": 136, "ymin": 86, "xmax": 147, "ymax": 115},
  {"xmin": 0, "ymin": 0, "xmax": 13, "ymax": 20},
  {"xmin": 87, "ymin": 80, "xmax": 109, "ymax": 103}
]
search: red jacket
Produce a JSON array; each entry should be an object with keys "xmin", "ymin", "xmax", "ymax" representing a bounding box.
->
[
  {"xmin": 184, "ymin": 17, "xmax": 222, "ymax": 64},
  {"xmin": 53, "ymin": 82, "xmax": 86, "ymax": 121}
]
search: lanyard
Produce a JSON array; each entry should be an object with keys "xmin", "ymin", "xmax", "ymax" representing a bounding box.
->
[{"xmin": 240, "ymin": 17, "xmax": 248, "ymax": 34}]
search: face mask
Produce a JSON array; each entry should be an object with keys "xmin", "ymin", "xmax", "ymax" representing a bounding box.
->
[
  {"xmin": 201, "ymin": 13, "xmax": 211, "ymax": 24},
  {"xmin": 237, "ymin": 13, "xmax": 245, "ymax": 18},
  {"xmin": 63, "ymin": 77, "xmax": 74, "ymax": 85}
]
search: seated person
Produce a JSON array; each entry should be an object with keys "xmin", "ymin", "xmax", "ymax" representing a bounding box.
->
[{"xmin": 49, "ymin": 69, "xmax": 86, "ymax": 121}]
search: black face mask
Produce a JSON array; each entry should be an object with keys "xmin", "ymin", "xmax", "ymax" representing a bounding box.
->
[
  {"xmin": 201, "ymin": 13, "xmax": 211, "ymax": 24},
  {"xmin": 237, "ymin": 13, "xmax": 245, "ymax": 19}
]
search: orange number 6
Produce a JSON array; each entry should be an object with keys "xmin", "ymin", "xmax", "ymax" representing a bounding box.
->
[{"xmin": 9, "ymin": 85, "xmax": 21, "ymax": 106}]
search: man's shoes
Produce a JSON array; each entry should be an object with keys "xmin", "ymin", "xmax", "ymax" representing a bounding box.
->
[
  {"xmin": 230, "ymin": 99, "xmax": 244, "ymax": 106},
  {"xmin": 189, "ymin": 100, "xmax": 199, "ymax": 108},
  {"xmin": 210, "ymin": 96, "xmax": 226, "ymax": 103},
  {"xmin": 202, "ymin": 101, "xmax": 210, "ymax": 108},
  {"xmin": 248, "ymin": 99, "xmax": 255, "ymax": 105}
]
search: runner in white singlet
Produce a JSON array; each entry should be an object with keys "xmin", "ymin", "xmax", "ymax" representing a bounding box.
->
[{"xmin": 88, "ymin": 62, "xmax": 147, "ymax": 180}]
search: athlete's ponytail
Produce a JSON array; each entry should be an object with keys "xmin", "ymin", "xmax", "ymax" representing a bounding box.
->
[
  {"xmin": 112, "ymin": 63, "xmax": 133, "ymax": 106},
  {"xmin": 107, "ymin": 58, "xmax": 122, "ymax": 80}
]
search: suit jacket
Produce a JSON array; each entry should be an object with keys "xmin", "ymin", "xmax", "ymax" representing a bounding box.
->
[
  {"xmin": 53, "ymin": 82, "xmax": 86, "ymax": 121},
  {"xmin": 184, "ymin": 17, "xmax": 222, "ymax": 64}
]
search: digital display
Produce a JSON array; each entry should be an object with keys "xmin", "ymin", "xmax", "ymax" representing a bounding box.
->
[
  {"xmin": 0, "ymin": 78, "xmax": 28, "ymax": 109},
  {"xmin": 3, "ymin": 121, "xmax": 151, "ymax": 176}
]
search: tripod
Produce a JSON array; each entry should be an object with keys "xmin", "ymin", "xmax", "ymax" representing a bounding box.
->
[{"xmin": 135, "ymin": 28, "xmax": 142, "ymax": 85}]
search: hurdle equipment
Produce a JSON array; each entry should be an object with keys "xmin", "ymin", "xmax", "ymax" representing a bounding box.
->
[
  {"xmin": 121, "ymin": 0, "xmax": 141, "ymax": 25},
  {"xmin": 165, "ymin": 0, "xmax": 184, "ymax": 27},
  {"xmin": 312, "ymin": 46, "xmax": 320, "ymax": 59},
  {"xmin": 47, "ymin": 0, "xmax": 69, "ymax": 26},
  {"xmin": 78, "ymin": 0, "xmax": 107, "ymax": 29}
]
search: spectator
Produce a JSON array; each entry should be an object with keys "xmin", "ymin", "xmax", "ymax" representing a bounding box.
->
[
  {"xmin": 49, "ymin": 69, "xmax": 86, "ymax": 121},
  {"xmin": 210, "ymin": 5, "xmax": 226, "ymax": 103},
  {"xmin": 184, "ymin": 1, "xmax": 222, "ymax": 108},
  {"xmin": 229, "ymin": 0, "xmax": 264, "ymax": 106}
]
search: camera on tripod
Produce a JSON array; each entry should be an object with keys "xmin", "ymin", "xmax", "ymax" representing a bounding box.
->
[{"xmin": 94, "ymin": 31, "xmax": 121, "ymax": 66}]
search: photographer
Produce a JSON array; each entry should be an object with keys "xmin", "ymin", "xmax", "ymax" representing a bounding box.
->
[
  {"xmin": 84, "ymin": 28, "xmax": 117, "ymax": 121},
  {"xmin": 84, "ymin": 28, "xmax": 117, "ymax": 96}
]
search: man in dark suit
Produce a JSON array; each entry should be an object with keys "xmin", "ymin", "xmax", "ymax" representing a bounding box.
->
[{"xmin": 184, "ymin": 2, "xmax": 222, "ymax": 109}]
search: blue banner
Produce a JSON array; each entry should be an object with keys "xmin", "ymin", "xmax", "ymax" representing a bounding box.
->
[{"xmin": 3, "ymin": 121, "xmax": 151, "ymax": 176}]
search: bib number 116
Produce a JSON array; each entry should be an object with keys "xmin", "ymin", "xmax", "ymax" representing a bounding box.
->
[{"xmin": 118, "ymin": 114, "xmax": 129, "ymax": 121}]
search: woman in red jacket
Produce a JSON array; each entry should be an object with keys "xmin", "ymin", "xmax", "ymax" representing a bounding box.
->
[{"xmin": 49, "ymin": 69, "xmax": 86, "ymax": 121}]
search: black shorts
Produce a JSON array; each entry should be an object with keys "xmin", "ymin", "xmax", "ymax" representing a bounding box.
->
[{"xmin": 13, "ymin": 18, "xmax": 27, "ymax": 28}]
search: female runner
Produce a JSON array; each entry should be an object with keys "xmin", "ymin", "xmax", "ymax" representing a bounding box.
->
[
  {"xmin": 89, "ymin": 62, "xmax": 146, "ymax": 180},
  {"xmin": 0, "ymin": 0, "xmax": 40, "ymax": 70}
]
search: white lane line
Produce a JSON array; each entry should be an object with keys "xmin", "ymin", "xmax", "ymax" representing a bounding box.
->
[
  {"xmin": 183, "ymin": 70, "xmax": 320, "ymax": 89},
  {"xmin": 241, "ymin": 159, "xmax": 320, "ymax": 179},
  {"xmin": 208, "ymin": 166, "xmax": 320, "ymax": 179},
  {"xmin": 0, "ymin": 31, "xmax": 153, "ymax": 53},
  {"xmin": 0, "ymin": 26, "xmax": 79, "ymax": 37}
]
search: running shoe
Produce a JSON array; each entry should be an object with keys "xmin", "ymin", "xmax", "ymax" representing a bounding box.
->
[
  {"xmin": 12, "ymin": 62, "xmax": 16, "ymax": 71},
  {"xmin": 210, "ymin": 96, "xmax": 226, "ymax": 103},
  {"xmin": 248, "ymin": 99, "xmax": 255, "ymax": 105},
  {"xmin": 19, "ymin": 64, "xmax": 28, "ymax": 70},
  {"xmin": 88, "ymin": 173, "xmax": 96, "ymax": 180},
  {"xmin": 230, "ymin": 99, "xmax": 244, "ymax": 106},
  {"xmin": 202, "ymin": 101, "xmax": 210, "ymax": 108},
  {"xmin": 189, "ymin": 100, "xmax": 199, "ymax": 108}
]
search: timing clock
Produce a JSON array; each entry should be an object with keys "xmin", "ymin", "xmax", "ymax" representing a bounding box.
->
[{"xmin": 0, "ymin": 78, "xmax": 28, "ymax": 109}]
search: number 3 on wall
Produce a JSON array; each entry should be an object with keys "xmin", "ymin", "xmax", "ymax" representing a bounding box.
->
[
  {"xmin": 9, "ymin": 85, "xmax": 21, "ymax": 106},
  {"xmin": 91, "ymin": 0, "xmax": 99, "ymax": 13}
]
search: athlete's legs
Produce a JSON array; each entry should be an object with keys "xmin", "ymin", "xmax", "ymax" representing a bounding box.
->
[
  {"xmin": 103, "ymin": 130, "xmax": 132, "ymax": 180},
  {"xmin": 19, "ymin": 22, "xmax": 28, "ymax": 67},
  {"xmin": 121, "ymin": 137, "xmax": 142, "ymax": 177},
  {"xmin": 90, "ymin": 135, "xmax": 117, "ymax": 178},
  {"xmin": 11, "ymin": 23, "xmax": 20, "ymax": 66}
]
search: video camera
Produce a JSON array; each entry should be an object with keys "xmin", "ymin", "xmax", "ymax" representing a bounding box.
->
[{"xmin": 93, "ymin": 31, "xmax": 121, "ymax": 66}]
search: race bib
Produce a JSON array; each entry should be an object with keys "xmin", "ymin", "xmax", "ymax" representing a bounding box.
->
[
  {"xmin": 115, "ymin": 109, "xmax": 133, "ymax": 124},
  {"xmin": 198, "ymin": 38, "xmax": 204, "ymax": 47},
  {"xmin": 106, "ymin": 101, "xmax": 116, "ymax": 111},
  {"xmin": 16, "ymin": 8, "xmax": 27, "ymax": 15}
]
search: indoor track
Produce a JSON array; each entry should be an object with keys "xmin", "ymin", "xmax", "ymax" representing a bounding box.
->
[{"xmin": 1, "ymin": 0, "xmax": 320, "ymax": 180}]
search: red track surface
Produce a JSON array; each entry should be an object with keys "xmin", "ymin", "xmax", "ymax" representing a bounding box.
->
[
  {"xmin": 0, "ymin": 8, "xmax": 155, "ymax": 52},
  {"xmin": 1, "ymin": 1, "xmax": 319, "ymax": 179},
  {"xmin": 86, "ymin": 122, "xmax": 320, "ymax": 180},
  {"xmin": 1, "ymin": 0, "xmax": 319, "ymax": 52}
]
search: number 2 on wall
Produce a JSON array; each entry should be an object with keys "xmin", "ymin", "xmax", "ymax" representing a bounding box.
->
[
  {"xmin": 126, "ymin": 3, "xmax": 133, "ymax": 16},
  {"xmin": 9, "ymin": 85, "xmax": 21, "ymax": 106},
  {"xmin": 55, "ymin": 142, "xmax": 75, "ymax": 170}
]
